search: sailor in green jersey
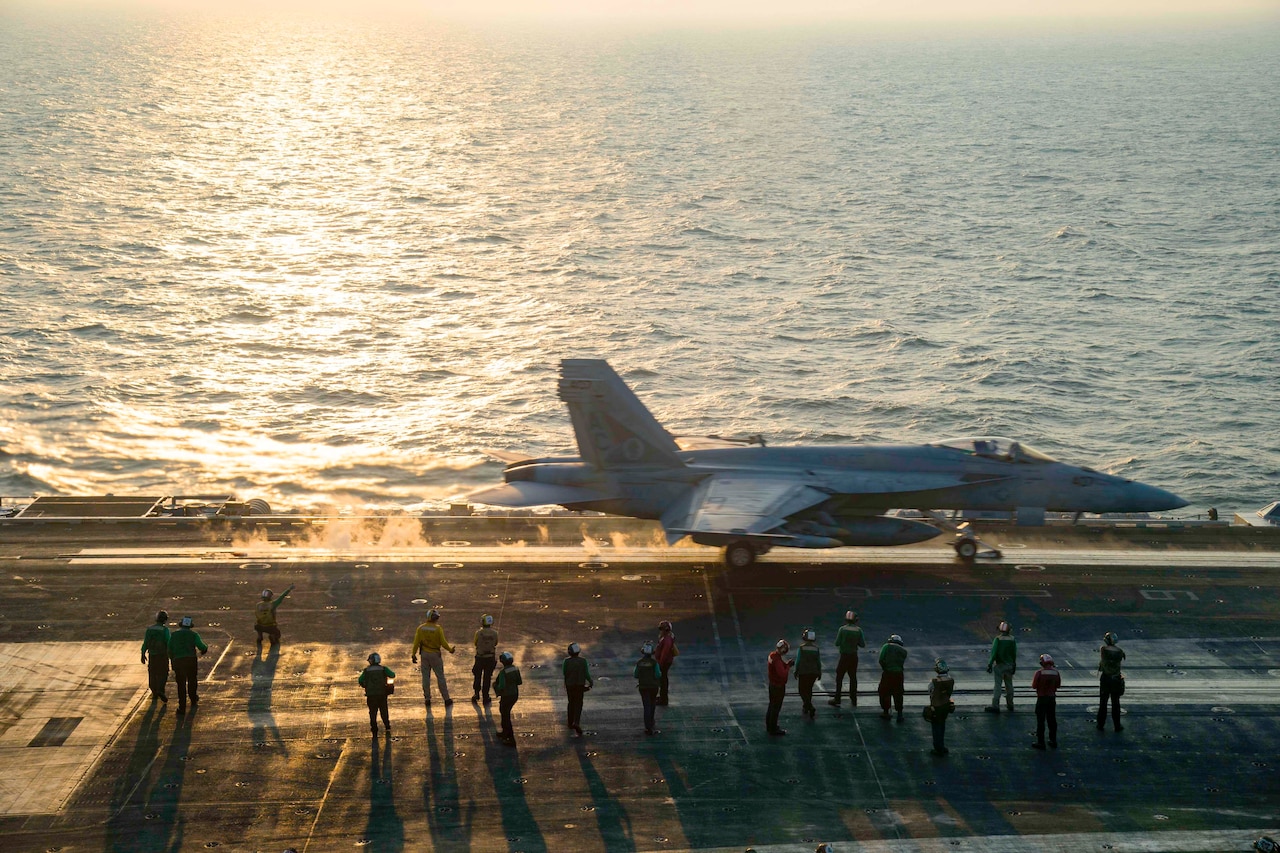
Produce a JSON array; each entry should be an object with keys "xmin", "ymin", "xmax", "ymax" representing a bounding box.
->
[
  {"xmin": 359, "ymin": 652, "xmax": 396, "ymax": 736},
  {"xmin": 634, "ymin": 641, "xmax": 662, "ymax": 735},
  {"xmin": 141, "ymin": 609, "xmax": 171, "ymax": 703},
  {"xmin": 563, "ymin": 642, "xmax": 593, "ymax": 737},
  {"xmin": 1097, "ymin": 631, "xmax": 1126, "ymax": 732},
  {"xmin": 828, "ymin": 610, "xmax": 866, "ymax": 707},
  {"xmin": 494, "ymin": 651, "xmax": 522, "ymax": 745},
  {"xmin": 254, "ymin": 584, "xmax": 294, "ymax": 646},
  {"xmin": 928, "ymin": 658, "xmax": 956, "ymax": 755},
  {"xmin": 167, "ymin": 616, "xmax": 208, "ymax": 715},
  {"xmin": 877, "ymin": 634, "xmax": 908, "ymax": 722},
  {"xmin": 985, "ymin": 621, "xmax": 1018, "ymax": 713},
  {"xmin": 794, "ymin": 628, "xmax": 821, "ymax": 719}
]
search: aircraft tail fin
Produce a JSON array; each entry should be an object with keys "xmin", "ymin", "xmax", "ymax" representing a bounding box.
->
[{"xmin": 558, "ymin": 359, "xmax": 685, "ymax": 470}]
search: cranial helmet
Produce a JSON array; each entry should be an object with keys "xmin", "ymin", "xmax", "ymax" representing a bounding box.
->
[
  {"xmin": 481, "ymin": 614, "xmax": 494, "ymax": 627},
  {"xmin": 802, "ymin": 628, "xmax": 816, "ymax": 642},
  {"xmin": 776, "ymin": 639, "xmax": 790, "ymax": 653},
  {"xmin": 180, "ymin": 616, "xmax": 193, "ymax": 628},
  {"xmin": 934, "ymin": 658, "xmax": 949, "ymax": 673},
  {"xmin": 1039, "ymin": 653, "xmax": 1054, "ymax": 666},
  {"xmin": 261, "ymin": 589, "xmax": 272, "ymax": 600},
  {"xmin": 499, "ymin": 651, "xmax": 514, "ymax": 666},
  {"xmin": 1104, "ymin": 631, "xmax": 1118, "ymax": 646},
  {"xmin": 156, "ymin": 610, "xmax": 168, "ymax": 623},
  {"xmin": 845, "ymin": 610, "xmax": 858, "ymax": 622},
  {"xmin": 998, "ymin": 621, "xmax": 1011, "ymax": 634},
  {"xmin": 658, "ymin": 620, "xmax": 672, "ymax": 632},
  {"xmin": 428, "ymin": 609, "xmax": 440, "ymax": 621},
  {"xmin": 641, "ymin": 641, "xmax": 655, "ymax": 656},
  {"xmin": 888, "ymin": 634, "xmax": 904, "ymax": 646},
  {"xmin": 367, "ymin": 652, "xmax": 381, "ymax": 665}
]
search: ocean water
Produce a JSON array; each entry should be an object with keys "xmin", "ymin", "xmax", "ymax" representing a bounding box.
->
[{"xmin": 1, "ymin": 9, "xmax": 1278, "ymax": 515}]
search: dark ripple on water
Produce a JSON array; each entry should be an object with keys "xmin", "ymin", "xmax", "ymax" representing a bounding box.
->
[{"xmin": 0, "ymin": 13, "xmax": 1278, "ymax": 511}]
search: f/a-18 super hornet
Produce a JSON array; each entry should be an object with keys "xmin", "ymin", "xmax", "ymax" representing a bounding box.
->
[{"xmin": 470, "ymin": 359, "xmax": 1187, "ymax": 568}]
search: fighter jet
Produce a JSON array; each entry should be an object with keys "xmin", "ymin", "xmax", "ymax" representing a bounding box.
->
[{"xmin": 470, "ymin": 359, "xmax": 1187, "ymax": 567}]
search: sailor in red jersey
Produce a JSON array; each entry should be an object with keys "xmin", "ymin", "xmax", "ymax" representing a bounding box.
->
[
  {"xmin": 654, "ymin": 620, "xmax": 677, "ymax": 706},
  {"xmin": 1031, "ymin": 653, "xmax": 1062, "ymax": 750},
  {"xmin": 766, "ymin": 639, "xmax": 794, "ymax": 736}
]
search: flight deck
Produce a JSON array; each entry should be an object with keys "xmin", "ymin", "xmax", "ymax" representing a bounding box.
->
[{"xmin": 0, "ymin": 529, "xmax": 1276, "ymax": 852}]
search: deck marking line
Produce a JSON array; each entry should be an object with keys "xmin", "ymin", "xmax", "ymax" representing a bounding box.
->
[
  {"xmin": 852, "ymin": 712, "xmax": 902, "ymax": 840},
  {"xmin": 702, "ymin": 572, "xmax": 746, "ymax": 743},
  {"xmin": 301, "ymin": 738, "xmax": 347, "ymax": 853},
  {"xmin": 727, "ymin": 592, "xmax": 750, "ymax": 683},
  {"xmin": 205, "ymin": 638, "xmax": 233, "ymax": 681}
]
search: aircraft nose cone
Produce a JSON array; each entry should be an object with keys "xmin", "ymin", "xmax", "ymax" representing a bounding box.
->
[{"xmin": 1129, "ymin": 482, "xmax": 1188, "ymax": 512}]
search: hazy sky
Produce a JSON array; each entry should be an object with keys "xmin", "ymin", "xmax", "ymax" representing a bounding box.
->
[{"xmin": 9, "ymin": 0, "xmax": 1279, "ymax": 25}]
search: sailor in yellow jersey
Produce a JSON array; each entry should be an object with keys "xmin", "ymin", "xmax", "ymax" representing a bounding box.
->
[
  {"xmin": 254, "ymin": 584, "xmax": 294, "ymax": 646},
  {"xmin": 411, "ymin": 608, "xmax": 456, "ymax": 707}
]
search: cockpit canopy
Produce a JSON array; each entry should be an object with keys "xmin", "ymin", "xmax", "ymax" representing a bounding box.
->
[{"xmin": 932, "ymin": 437, "xmax": 1057, "ymax": 464}]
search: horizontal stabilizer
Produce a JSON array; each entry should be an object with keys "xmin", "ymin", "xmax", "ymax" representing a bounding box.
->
[
  {"xmin": 480, "ymin": 448, "xmax": 533, "ymax": 465},
  {"xmin": 467, "ymin": 482, "xmax": 617, "ymax": 508}
]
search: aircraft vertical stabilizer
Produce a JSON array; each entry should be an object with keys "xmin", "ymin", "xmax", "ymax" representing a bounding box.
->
[{"xmin": 557, "ymin": 359, "xmax": 685, "ymax": 470}]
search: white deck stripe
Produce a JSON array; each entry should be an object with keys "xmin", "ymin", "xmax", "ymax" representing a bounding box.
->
[{"xmin": 672, "ymin": 828, "xmax": 1280, "ymax": 852}]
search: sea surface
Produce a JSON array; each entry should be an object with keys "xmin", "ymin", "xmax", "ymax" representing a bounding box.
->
[{"xmin": 1, "ymin": 8, "xmax": 1278, "ymax": 516}]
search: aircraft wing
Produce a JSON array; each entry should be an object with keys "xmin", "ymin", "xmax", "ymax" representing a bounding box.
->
[{"xmin": 665, "ymin": 473, "xmax": 831, "ymax": 538}]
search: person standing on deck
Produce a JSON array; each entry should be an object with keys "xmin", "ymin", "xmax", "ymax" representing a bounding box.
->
[
  {"xmin": 928, "ymin": 658, "xmax": 956, "ymax": 755},
  {"xmin": 1032, "ymin": 653, "xmax": 1062, "ymax": 750},
  {"xmin": 877, "ymin": 634, "xmax": 908, "ymax": 722},
  {"xmin": 359, "ymin": 652, "xmax": 395, "ymax": 737},
  {"xmin": 472, "ymin": 614, "xmax": 499, "ymax": 704},
  {"xmin": 141, "ymin": 610, "xmax": 170, "ymax": 703},
  {"xmin": 411, "ymin": 609, "xmax": 456, "ymax": 708},
  {"xmin": 1097, "ymin": 632, "xmax": 1126, "ymax": 732},
  {"xmin": 563, "ymin": 642, "xmax": 593, "ymax": 737},
  {"xmin": 654, "ymin": 620, "xmax": 677, "ymax": 705},
  {"xmin": 985, "ymin": 621, "xmax": 1017, "ymax": 713},
  {"xmin": 828, "ymin": 610, "xmax": 866, "ymax": 707},
  {"xmin": 794, "ymin": 629, "xmax": 821, "ymax": 720},
  {"xmin": 766, "ymin": 639, "xmax": 794, "ymax": 736},
  {"xmin": 167, "ymin": 616, "xmax": 207, "ymax": 715},
  {"xmin": 254, "ymin": 585, "xmax": 294, "ymax": 646},
  {"xmin": 634, "ymin": 641, "xmax": 662, "ymax": 735},
  {"xmin": 494, "ymin": 651, "xmax": 521, "ymax": 745}
]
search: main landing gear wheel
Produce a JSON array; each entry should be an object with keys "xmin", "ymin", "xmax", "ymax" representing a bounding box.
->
[
  {"xmin": 953, "ymin": 536, "xmax": 1002, "ymax": 560},
  {"xmin": 724, "ymin": 541, "xmax": 757, "ymax": 569}
]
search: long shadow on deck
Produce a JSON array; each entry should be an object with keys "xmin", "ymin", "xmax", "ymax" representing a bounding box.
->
[
  {"xmin": 364, "ymin": 735, "xmax": 404, "ymax": 853},
  {"xmin": 248, "ymin": 643, "xmax": 284, "ymax": 751},
  {"xmin": 104, "ymin": 699, "xmax": 164, "ymax": 852}
]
